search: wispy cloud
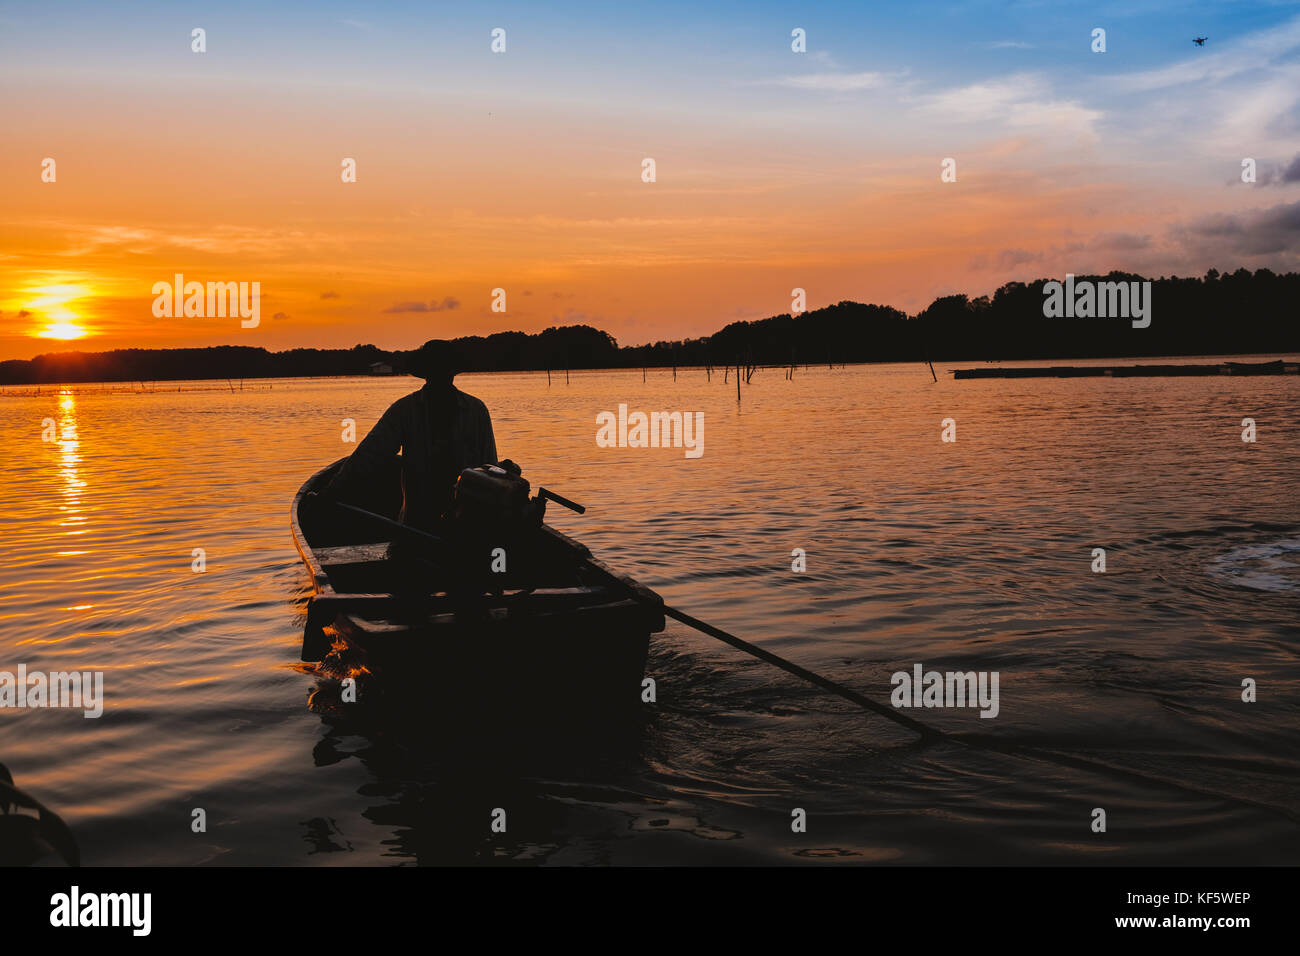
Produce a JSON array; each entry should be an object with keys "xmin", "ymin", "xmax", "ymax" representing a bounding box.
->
[
  {"xmin": 47, "ymin": 223, "xmax": 343, "ymax": 258},
  {"xmin": 1104, "ymin": 15, "xmax": 1300, "ymax": 93},
  {"xmin": 805, "ymin": 50, "xmax": 841, "ymax": 69},
  {"xmin": 382, "ymin": 297, "xmax": 460, "ymax": 313},
  {"xmin": 1095, "ymin": 16, "xmax": 1300, "ymax": 161},
  {"xmin": 767, "ymin": 71, "xmax": 902, "ymax": 92},
  {"xmin": 1279, "ymin": 153, "xmax": 1300, "ymax": 183},
  {"xmin": 920, "ymin": 73, "xmax": 1102, "ymax": 141}
]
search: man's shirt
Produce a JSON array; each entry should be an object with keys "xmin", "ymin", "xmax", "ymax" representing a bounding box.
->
[{"xmin": 328, "ymin": 383, "xmax": 497, "ymax": 531}]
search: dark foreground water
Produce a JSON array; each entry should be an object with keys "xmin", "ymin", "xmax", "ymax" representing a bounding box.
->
[{"xmin": 2, "ymin": 359, "xmax": 1298, "ymax": 864}]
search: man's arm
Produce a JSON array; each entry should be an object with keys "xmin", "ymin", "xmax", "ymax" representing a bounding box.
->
[
  {"xmin": 325, "ymin": 398, "xmax": 406, "ymax": 499},
  {"xmin": 481, "ymin": 404, "xmax": 498, "ymax": 466}
]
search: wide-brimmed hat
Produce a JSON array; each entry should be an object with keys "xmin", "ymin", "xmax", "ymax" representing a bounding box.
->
[{"xmin": 399, "ymin": 339, "xmax": 461, "ymax": 379}]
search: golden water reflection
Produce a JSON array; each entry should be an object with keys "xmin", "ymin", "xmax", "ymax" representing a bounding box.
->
[{"xmin": 56, "ymin": 390, "xmax": 87, "ymax": 537}]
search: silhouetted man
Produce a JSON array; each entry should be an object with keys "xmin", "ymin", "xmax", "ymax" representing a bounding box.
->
[{"xmin": 323, "ymin": 338, "xmax": 502, "ymax": 531}]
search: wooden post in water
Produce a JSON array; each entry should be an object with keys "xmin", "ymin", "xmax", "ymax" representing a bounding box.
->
[
  {"xmin": 917, "ymin": 317, "xmax": 938, "ymax": 383},
  {"xmin": 547, "ymin": 368, "xmax": 551, "ymax": 386}
]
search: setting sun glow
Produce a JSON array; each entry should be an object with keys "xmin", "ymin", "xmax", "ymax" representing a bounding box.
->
[
  {"xmin": 39, "ymin": 321, "xmax": 89, "ymax": 340},
  {"xmin": 19, "ymin": 281, "xmax": 96, "ymax": 341}
]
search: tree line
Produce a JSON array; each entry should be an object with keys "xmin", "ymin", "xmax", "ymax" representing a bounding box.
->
[{"xmin": 2, "ymin": 268, "xmax": 1296, "ymax": 385}]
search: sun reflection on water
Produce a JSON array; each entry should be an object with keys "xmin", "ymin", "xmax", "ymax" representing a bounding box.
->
[{"xmin": 56, "ymin": 390, "xmax": 87, "ymax": 537}]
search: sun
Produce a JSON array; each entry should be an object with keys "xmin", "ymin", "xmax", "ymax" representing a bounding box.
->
[
  {"xmin": 38, "ymin": 321, "xmax": 88, "ymax": 340},
  {"xmin": 20, "ymin": 280, "xmax": 96, "ymax": 341}
]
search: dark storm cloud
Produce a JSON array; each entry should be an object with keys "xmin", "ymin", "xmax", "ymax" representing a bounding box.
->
[{"xmin": 1175, "ymin": 199, "xmax": 1300, "ymax": 257}]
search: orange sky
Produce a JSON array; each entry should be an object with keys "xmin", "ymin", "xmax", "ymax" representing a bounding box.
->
[{"xmin": 3, "ymin": 6, "xmax": 1298, "ymax": 361}]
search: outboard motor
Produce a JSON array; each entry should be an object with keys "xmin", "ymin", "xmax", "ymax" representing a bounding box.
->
[
  {"xmin": 453, "ymin": 463, "xmax": 541, "ymax": 529},
  {"xmin": 450, "ymin": 464, "xmax": 546, "ymax": 597},
  {"xmin": 454, "ymin": 464, "xmax": 586, "ymax": 528},
  {"xmin": 450, "ymin": 465, "xmax": 586, "ymax": 597}
]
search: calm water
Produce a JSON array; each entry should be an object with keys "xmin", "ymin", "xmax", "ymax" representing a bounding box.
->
[{"xmin": 2, "ymin": 360, "xmax": 1298, "ymax": 865}]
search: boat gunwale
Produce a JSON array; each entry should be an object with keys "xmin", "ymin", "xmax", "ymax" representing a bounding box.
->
[
  {"xmin": 291, "ymin": 456, "xmax": 665, "ymax": 619},
  {"xmin": 290, "ymin": 460, "xmax": 338, "ymax": 599}
]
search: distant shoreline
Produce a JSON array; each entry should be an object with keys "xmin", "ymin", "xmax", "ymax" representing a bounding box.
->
[
  {"xmin": 5, "ymin": 270, "xmax": 1299, "ymax": 386},
  {"xmin": 4, "ymin": 353, "xmax": 1299, "ymax": 395}
]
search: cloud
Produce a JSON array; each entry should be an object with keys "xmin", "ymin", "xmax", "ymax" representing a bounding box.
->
[
  {"xmin": 969, "ymin": 248, "xmax": 1045, "ymax": 271},
  {"xmin": 271, "ymin": 311, "xmax": 289, "ymax": 321},
  {"xmin": 920, "ymin": 73, "xmax": 1102, "ymax": 141},
  {"xmin": 1092, "ymin": 232, "xmax": 1152, "ymax": 251},
  {"xmin": 994, "ymin": 248, "xmax": 1043, "ymax": 270},
  {"xmin": 1104, "ymin": 16, "xmax": 1300, "ymax": 95},
  {"xmin": 49, "ymin": 223, "xmax": 343, "ymax": 258},
  {"xmin": 1092, "ymin": 16, "xmax": 1300, "ymax": 159},
  {"xmin": 769, "ymin": 71, "xmax": 898, "ymax": 92},
  {"xmin": 550, "ymin": 307, "xmax": 602, "ymax": 326},
  {"xmin": 984, "ymin": 41, "xmax": 1032, "ymax": 49},
  {"xmin": 320, "ymin": 290, "xmax": 340, "ymax": 299},
  {"xmin": 382, "ymin": 296, "xmax": 460, "ymax": 313},
  {"xmin": 54, "ymin": 225, "xmax": 159, "ymax": 257},
  {"xmin": 1173, "ymin": 200, "xmax": 1300, "ymax": 257},
  {"xmin": 1253, "ymin": 153, "xmax": 1300, "ymax": 185},
  {"xmin": 971, "ymin": 233, "xmax": 1159, "ymax": 275}
]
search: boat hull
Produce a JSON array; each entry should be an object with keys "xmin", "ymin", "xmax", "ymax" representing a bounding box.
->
[{"xmin": 291, "ymin": 457, "xmax": 662, "ymax": 722}]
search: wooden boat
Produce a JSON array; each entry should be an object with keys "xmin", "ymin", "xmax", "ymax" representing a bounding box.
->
[
  {"xmin": 291, "ymin": 457, "xmax": 664, "ymax": 722},
  {"xmin": 0, "ymin": 762, "xmax": 79, "ymax": 867}
]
